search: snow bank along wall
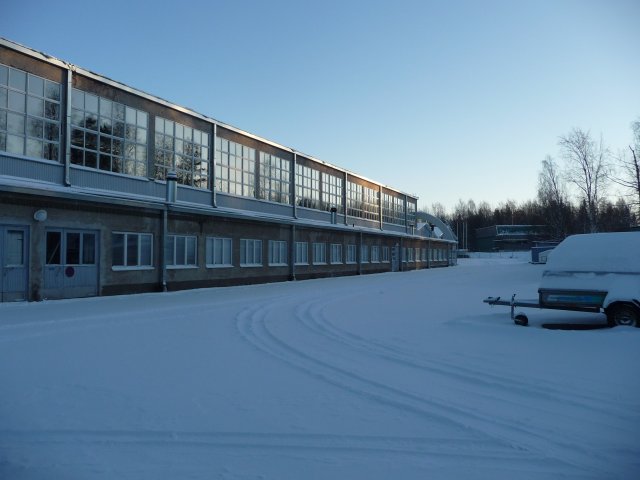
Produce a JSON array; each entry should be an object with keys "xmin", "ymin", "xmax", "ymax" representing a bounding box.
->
[{"xmin": 0, "ymin": 38, "xmax": 456, "ymax": 301}]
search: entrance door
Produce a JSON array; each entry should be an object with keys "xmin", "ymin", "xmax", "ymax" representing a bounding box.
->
[
  {"xmin": 0, "ymin": 226, "xmax": 28, "ymax": 302},
  {"xmin": 43, "ymin": 229, "xmax": 98, "ymax": 299},
  {"xmin": 391, "ymin": 243, "xmax": 400, "ymax": 272}
]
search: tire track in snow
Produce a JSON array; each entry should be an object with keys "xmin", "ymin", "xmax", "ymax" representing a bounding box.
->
[
  {"xmin": 234, "ymin": 300, "xmax": 599, "ymax": 476},
  {"xmin": 302, "ymin": 296, "xmax": 637, "ymax": 417},
  {"xmin": 292, "ymin": 296, "xmax": 628, "ymax": 475},
  {"xmin": 0, "ymin": 429, "xmax": 532, "ymax": 463}
]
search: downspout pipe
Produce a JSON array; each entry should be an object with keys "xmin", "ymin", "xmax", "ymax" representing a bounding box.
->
[
  {"xmin": 161, "ymin": 207, "xmax": 168, "ymax": 292},
  {"xmin": 290, "ymin": 225, "xmax": 296, "ymax": 281},
  {"xmin": 64, "ymin": 67, "xmax": 73, "ymax": 186},
  {"xmin": 162, "ymin": 171, "xmax": 177, "ymax": 292},
  {"xmin": 358, "ymin": 231, "xmax": 363, "ymax": 275},
  {"xmin": 292, "ymin": 152, "xmax": 297, "ymax": 219},
  {"xmin": 212, "ymin": 123, "xmax": 217, "ymax": 208}
]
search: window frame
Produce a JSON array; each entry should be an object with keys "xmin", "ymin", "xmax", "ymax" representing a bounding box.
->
[
  {"xmin": 112, "ymin": 232, "xmax": 154, "ymax": 270},
  {"xmin": 205, "ymin": 236, "xmax": 232, "ymax": 268},
  {"xmin": 240, "ymin": 238, "xmax": 263, "ymax": 267},
  {"xmin": 268, "ymin": 240, "xmax": 288, "ymax": 266},
  {"xmin": 346, "ymin": 244, "xmax": 357, "ymax": 264},
  {"xmin": 312, "ymin": 242, "xmax": 327, "ymax": 265},
  {"xmin": 295, "ymin": 241, "xmax": 308, "ymax": 265},
  {"xmin": 166, "ymin": 234, "xmax": 198, "ymax": 268},
  {"xmin": 330, "ymin": 243, "xmax": 343, "ymax": 264}
]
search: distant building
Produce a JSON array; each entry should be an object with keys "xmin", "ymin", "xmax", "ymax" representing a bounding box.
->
[
  {"xmin": 475, "ymin": 225, "xmax": 549, "ymax": 252},
  {"xmin": 0, "ymin": 38, "xmax": 456, "ymax": 302}
]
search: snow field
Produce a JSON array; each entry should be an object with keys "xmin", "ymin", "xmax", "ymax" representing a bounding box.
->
[{"xmin": 0, "ymin": 255, "xmax": 638, "ymax": 479}]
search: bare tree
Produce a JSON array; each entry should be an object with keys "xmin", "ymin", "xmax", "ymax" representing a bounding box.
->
[
  {"xmin": 611, "ymin": 120, "xmax": 640, "ymax": 217},
  {"xmin": 537, "ymin": 155, "xmax": 570, "ymax": 238},
  {"xmin": 558, "ymin": 128, "xmax": 610, "ymax": 233},
  {"xmin": 430, "ymin": 202, "xmax": 447, "ymax": 218}
]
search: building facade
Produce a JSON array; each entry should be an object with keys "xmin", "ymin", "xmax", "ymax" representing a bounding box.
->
[{"xmin": 0, "ymin": 38, "xmax": 456, "ymax": 302}]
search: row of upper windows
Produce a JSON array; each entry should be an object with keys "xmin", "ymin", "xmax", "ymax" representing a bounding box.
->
[
  {"xmin": 1, "ymin": 62, "xmax": 416, "ymax": 220},
  {"xmin": 111, "ymin": 232, "xmax": 412, "ymax": 270}
]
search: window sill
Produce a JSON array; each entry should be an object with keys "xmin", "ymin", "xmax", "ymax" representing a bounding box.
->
[
  {"xmin": 167, "ymin": 265, "xmax": 199, "ymax": 270},
  {"xmin": 112, "ymin": 266, "xmax": 154, "ymax": 271},
  {"xmin": 206, "ymin": 264, "xmax": 233, "ymax": 269}
]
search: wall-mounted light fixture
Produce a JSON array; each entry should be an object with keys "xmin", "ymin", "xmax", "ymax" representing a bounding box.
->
[{"xmin": 33, "ymin": 209, "xmax": 48, "ymax": 222}]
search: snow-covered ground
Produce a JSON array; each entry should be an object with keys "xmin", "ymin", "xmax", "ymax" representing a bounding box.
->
[{"xmin": 1, "ymin": 254, "xmax": 638, "ymax": 480}]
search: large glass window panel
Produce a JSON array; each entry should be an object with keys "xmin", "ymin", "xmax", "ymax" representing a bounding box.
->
[
  {"xmin": 70, "ymin": 87, "xmax": 148, "ymax": 176},
  {"xmin": 0, "ymin": 64, "xmax": 61, "ymax": 161}
]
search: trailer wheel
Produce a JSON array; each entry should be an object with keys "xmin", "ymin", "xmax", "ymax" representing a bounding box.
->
[
  {"xmin": 514, "ymin": 313, "xmax": 529, "ymax": 326},
  {"xmin": 606, "ymin": 303, "xmax": 640, "ymax": 327}
]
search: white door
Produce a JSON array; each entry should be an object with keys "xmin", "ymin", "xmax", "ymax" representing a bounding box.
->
[{"xmin": 0, "ymin": 226, "xmax": 28, "ymax": 302}]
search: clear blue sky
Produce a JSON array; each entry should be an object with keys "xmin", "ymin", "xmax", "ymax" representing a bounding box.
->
[{"xmin": 2, "ymin": 0, "xmax": 639, "ymax": 212}]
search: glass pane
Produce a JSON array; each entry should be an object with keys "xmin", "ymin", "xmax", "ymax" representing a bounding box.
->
[
  {"xmin": 113, "ymin": 103, "xmax": 125, "ymax": 121},
  {"xmin": 137, "ymin": 110, "xmax": 147, "ymax": 127},
  {"xmin": 0, "ymin": 65, "xmax": 7, "ymax": 85},
  {"xmin": 125, "ymin": 107, "xmax": 136, "ymax": 125},
  {"xmin": 27, "ymin": 96, "xmax": 43, "ymax": 117},
  {"xmin": 176, "ymin": 236, "xmax": 186, "ymax": 265},
  {"xmin": 43, "ymin": 142, "xmax": 58, "ymax": 161},
  {"xmin": 164, "ymin": 236, "xmax": 175, "ymax": 265},
  {"xmin": 0, "ymin": 87, "xmax": 6, "ymax": 110},
  {"xmin": 28, "ymin": 75, "xmax": 44, "ymax": 97},
  {"xmin": 99, "ymin": 98, "xmax": 112, "ymax": 117},
  {"xmin": 27, "ymin": 117, "xmax": 43, "ymax": 138},
  {"xmin": 70, "ymin": 147, "xmax": 83, "ymax": 165},
  {"xmin": 6, "ymin": 134, "xmax": 24, "ymax": 155},
  {"xmin": 186, "ymin": 237, "xmax": 196, "ymax": 265},
  {"xmin": 45, "ymin": 122, "xmax": 59, "ymax": 141},
  {"xmin": 140, "ymin": 235, "xmax": 152, "ymax": 266},
  {"xmin": 126, "ymin": 234, "xmax": 138, "ymax": 266},
  {"xmin": 9, "ymin": 69, "xmax": 26, "ymax": 91},
  {"xmin": 44, "ymin": 101, "xmax": 59, "ymax": 120},
  {"xmin": 112, "ymin": 233, "xmax": 124, "ymax": 266},
  {"xmin": 66, "ymin": 232, "xmax": 80, "ymax": 264},
  {"xmin": 136, "ymin": 127, "xmax": 146, "ymax": 143},
  {"xmin": 71, "ymin": 89, "xmax": 84, "ymax": 109},
  {"xmin": 26, "ymin": 138, "xmax": 42, "ymax": 158},
  {"xmin": 85, "ymin": 93, "xmax": 98, "ymax": 113},
  {"xmin": 0, "ymin": 110, "xmax": 5, "ymax": 131},
  {"xmin": 5, "ymin": 230, "xmax": 24, "ymax": 266},
  {"xmin": 85, "ymin": 131, "xmax": 97, "ymax": 151},
  {"xmin": 82, "ymin": 233, "xmax": 96, "ymax": 264},
  {"xmin": 45, "ymin": 80, "xmax": 60, "ymax": 101},
  {"xmin": 8, "ymin": 90, "xmax": 25, "ymax": 112},
  {"xmin": 85, "ymin": 151, "xmax": 97, "ymax": 168},
  {"xmin": 46, "ymin": 231, "xmax": 61, "ymax": 265}
]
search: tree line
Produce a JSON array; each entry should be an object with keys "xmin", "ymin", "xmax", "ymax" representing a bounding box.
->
[{"xmin": 420, "ymin": 120, "xmax": 640, "ymax": 251}]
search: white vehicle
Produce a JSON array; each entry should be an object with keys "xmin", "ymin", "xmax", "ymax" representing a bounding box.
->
[{"xmin": 485, "ymin": 232, "xmax": 640, "ymax": 327}]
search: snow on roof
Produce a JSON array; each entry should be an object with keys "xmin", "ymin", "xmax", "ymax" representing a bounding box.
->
[{"xmin": 546, "ymin": 232, "xmax": 640, "ymax": 273}]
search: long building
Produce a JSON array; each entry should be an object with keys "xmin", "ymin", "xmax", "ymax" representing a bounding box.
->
[{"xmin": 0, "ymin": 38, "xmax": 456, "ymax": 302}]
